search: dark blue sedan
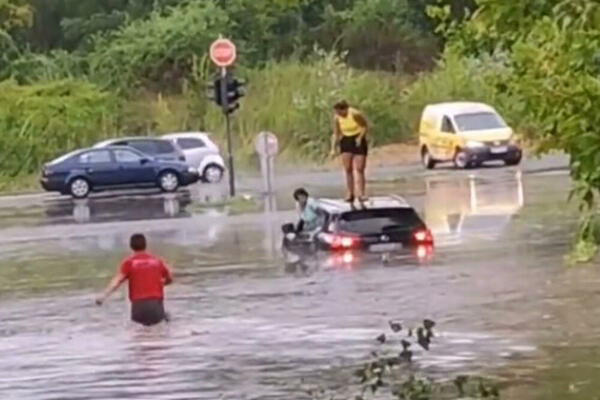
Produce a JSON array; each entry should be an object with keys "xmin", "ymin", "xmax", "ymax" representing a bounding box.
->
[{"xmin": 40, "ymin": 146, "xmax": 200, "ymax": 198}]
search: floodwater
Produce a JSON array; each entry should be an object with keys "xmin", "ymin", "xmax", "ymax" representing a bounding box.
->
[{"xmin": 0, "ymin": 167, "xmax": 597, "ymax": 399}]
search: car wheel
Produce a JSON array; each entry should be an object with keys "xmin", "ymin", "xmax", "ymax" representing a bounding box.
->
[
  {"xmin": 421, "ymin": 147, "xmax": 436, "ymax": 169},
  {"xmin": 203, "ymin": 164, "xmax": 224, "ymax": 183},
  {"xmin": 505, "ymin": 156, "xmax": 522, "ymax": 166},
  {"xmin": 453, "ymin": 150, "xmax": 469, "ymax": 169},
  {"xmin": 69, "ymin": 177, "xmax": 91, "ymax": 199},
  {"xmin": 158, "ymin": 171, "xmax": 180, "ymax": 193}
]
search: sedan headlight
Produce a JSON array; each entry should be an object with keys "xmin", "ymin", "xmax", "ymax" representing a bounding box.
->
[
  {"xmin": 466, "ymin": 140, "xmax": 485, "ymax": 148},
  {"xmin": 187, "ymin": 166, "xmax": 198, "ymax": 174}
]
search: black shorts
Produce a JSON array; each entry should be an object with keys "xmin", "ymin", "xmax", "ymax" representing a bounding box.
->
[
  {"xmin": 131, "ymin": 299, "xmax": 166, "ymax": 326},
  {"xmin": 339, "ymin": 135, "xmax": 368, "ymax": 156}
]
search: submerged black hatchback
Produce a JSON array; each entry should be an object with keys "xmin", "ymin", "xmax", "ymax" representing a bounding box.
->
[{"xmin": 282, "ymin": 196, "xmax": 434, "ymax": 267}]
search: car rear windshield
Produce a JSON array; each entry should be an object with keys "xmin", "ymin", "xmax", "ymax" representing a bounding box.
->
[
  {"xmin": 454, "ymin": 112, "xmax": 507, "ymax": 131},
  {"xmin": 127, "ymin": 140, "xmax": 175, "ymax": 155},
  {"xmin": 338, "ymin": 208, "xmax": 423, "ymax": 234}
]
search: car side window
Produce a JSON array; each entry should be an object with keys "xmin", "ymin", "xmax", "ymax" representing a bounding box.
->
[
  {"xmin": 79, "ymin": 150, "xmax": 111, "ymax": 164},
  {"xmin": 130, "ymin": 140, "xmax": 155, "ymax": 155},
  {"xmin": 114, "ymin": 149, "xmax": 142, "ymax": 163},
  {"xmin": 177, "ymin": 138, "xmax": 206, "ymax": 150},
  {"xmin": 441, "ymin": 116, "xmax": 456, "ymax": 134}
]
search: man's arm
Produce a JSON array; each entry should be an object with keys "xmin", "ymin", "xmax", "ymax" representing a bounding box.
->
[{"xmin": 95, "ymin": 272, "xmax": 127, "ymax": 305}]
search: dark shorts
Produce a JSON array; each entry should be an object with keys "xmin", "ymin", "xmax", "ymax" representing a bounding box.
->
[
  {"xmin": 131, "ymin": 299, "xmax": 166, "ymax": 326},
  {"xmin": 340, "ymin": 135, "xmax": 368, "ymax": 156}
]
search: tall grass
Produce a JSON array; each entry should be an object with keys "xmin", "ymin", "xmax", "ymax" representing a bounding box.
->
[
  {"xmin": 200, "ymin": 51, "xmax": 411, "ymax": 162},
  {"xmin": 0, "ymin": 79, "xmax": 118, "ymax": 180}
]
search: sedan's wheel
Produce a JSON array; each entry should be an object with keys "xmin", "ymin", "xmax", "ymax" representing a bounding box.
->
[
  {"xmin": 69, "ymin": 178, "xmax": 90, "ymax": 199},
  {"xmin": 453, "ymin": 150, "xmax": 469, "ymax": 169},
  {"xmin": 158, "ymin": 171, "xmax": 179, "ymax": 192},
  {"xmin": 421, "ymin": 148, "xmax": 436, "ymax": 169},
  {"xmin": 203, "ymin": 164, "xmax": 224, "ymax": 183}
]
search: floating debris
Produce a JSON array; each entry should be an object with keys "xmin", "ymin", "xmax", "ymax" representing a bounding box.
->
[{"xmin": 389, "ymin": 320, "xmax": 403, "ymax": 333}]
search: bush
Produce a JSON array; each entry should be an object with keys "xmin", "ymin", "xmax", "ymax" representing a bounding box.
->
[
  {"xmin": 0, "ymin": 79, "xmax": 118, "ymax": 179},
  {"xmin": 87, "ymin": 0, "xmax": 228, "ymax": 92},
  {"xmin": 200, "ymin": 51, "xmax": 409, "ymax": 162},
  {"xmin": 399, "ymin": 50, "xmax": 535, "ymax": 140}
]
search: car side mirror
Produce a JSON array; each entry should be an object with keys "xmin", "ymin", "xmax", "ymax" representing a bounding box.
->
[
  {"xmin": 281, "ymin": 223, "xmax": 295, "ymax": 234},
  {"xmin": 140, "ymin": 158, "xmax": 149, "ymax": 165}
]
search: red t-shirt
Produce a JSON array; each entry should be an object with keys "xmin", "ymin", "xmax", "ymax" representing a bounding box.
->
[{"xmin": 120, "ymin": 252, "xmax": 171, "ymax": 301}]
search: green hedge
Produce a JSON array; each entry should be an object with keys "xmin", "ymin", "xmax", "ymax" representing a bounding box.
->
[{"xmin": 0, "ymin": 79, "xmax": 118, "ymax": 179}]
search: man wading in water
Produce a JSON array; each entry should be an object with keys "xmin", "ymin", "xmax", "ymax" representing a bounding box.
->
[
  {"xmin": 96, "ymin": 233, "xmax": 173, "ymax": 326},
  {"xmin": 331, "ymin": 100, "xmax": 369, "ymax": 203}
]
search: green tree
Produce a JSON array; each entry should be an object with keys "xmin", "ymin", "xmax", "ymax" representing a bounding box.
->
[{"xmin": 432, "ymin": 0, "xmax": 600, "ymax": 261}]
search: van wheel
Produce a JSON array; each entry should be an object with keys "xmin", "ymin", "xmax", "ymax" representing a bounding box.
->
[
  {"xmin": 505, "ymin": 155, "xmax": 522, "ymax": 166},
  {"xmin": 69, "ymin": 177, "xmax": 91, "ymax": 199},
  {"xmin": 453, "ymin": 150, "xmax": 469, "ymax": 169},
  {"xmin": 421, "ymin": 147, "xmax": 436, "ymax": 169}
]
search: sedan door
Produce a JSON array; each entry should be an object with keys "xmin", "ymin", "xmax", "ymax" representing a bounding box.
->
[
  {"xmin": 76, "ymin": 150, "xmax": 117, "ymax": 187},
  {"xmin": 113, "ymin": 148, "xmax": 156, "ymax": 184}
]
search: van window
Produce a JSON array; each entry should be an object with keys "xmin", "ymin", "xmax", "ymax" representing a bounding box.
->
[
  {"xmin": 441, "ymin": 116, "xmax": 455, "ymax": 134},
  {"xmin": 454, "ymin": 112, "xmax": 507, "ymax": 131}
]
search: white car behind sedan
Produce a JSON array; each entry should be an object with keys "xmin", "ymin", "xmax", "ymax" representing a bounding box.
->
[{"xmin": 162, "ymin": 132, "xmax": 226, "ymax": 183}]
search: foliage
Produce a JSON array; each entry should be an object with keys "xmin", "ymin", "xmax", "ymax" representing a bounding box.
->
[
  {"xmin": 87, "ymin": 1, "xmax": 228, "ymax": 91},
  {"xmin": 429, "ymin": 0, "xmax": 600, "ymax": 261},
  {"xmin": 0, "ymin": 0, "xmax": 32, "ymax": 31},
  {"xmin": 198, "ymin": 51, "xmax": 408, "ymax": 162},
  {"xmin": 0, "ymin": 79, "xmax": 118, "ymax": 179}
]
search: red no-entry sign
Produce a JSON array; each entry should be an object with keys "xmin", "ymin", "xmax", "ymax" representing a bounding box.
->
[{"xmin": 210, "ymin": 38, "xmax": 237, "ymax": 67}]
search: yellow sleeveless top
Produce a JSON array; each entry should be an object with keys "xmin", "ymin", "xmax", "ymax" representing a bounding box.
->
[{"xmin": 337, "ymin": 108, "xmax": 362, "ymax": 137}]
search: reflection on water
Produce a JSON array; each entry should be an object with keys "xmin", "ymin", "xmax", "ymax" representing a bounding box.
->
[
  {"xmin": 424, "ymin": 171, "xmax": 523, "ymax": 240},
  {"xmin": 1, "ymin": 172, "xmax": 595, "ymax": 399}
]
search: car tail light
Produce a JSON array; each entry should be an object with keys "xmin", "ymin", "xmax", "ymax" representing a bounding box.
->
[
  {"xmin": 413, "ymin": 228, "xmax": 434, "ymax": 244},
  {"xmin": 331, "ymin": 234, "xmax": 361, "ymax": 250},
  {"xmin": 416, "ymin": 244, "xmax": 434, "ymax": 262}
]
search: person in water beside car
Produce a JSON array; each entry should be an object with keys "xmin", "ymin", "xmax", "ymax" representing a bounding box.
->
[
  {"xmin": 331, "ymin": 100, "xmax": 369, "ymax": 203},
  {"xmin": 293, "ymin": 188, "xmax": 320, "ymax": 234},
  {"xmin": 96, "ymin": 233, "xmax": 173, "ymax": 326}
]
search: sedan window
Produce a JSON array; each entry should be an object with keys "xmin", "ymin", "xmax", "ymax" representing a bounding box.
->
[
  {"xmin": 176, "ymin": 138, "xmax": 206, "ymax": 150},
  {"xmin": 114, "ymin": 149, "xmax": 142, "ymax": 163},
  {"xmin": 79, "ymin": 150, "xmax": 111, "ymax": 164}
]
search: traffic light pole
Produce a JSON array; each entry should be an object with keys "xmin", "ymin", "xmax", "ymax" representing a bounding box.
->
[{"xmin": 219, "ymin": 67, "xmax": 236, "ymax": 197}]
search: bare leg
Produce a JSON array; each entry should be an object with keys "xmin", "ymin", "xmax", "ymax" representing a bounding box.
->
[
  {"xmin": 341, "ymin": 153, "xmax": 354, "ymax": 201},
  {"xmin": 353, "ymin": 154, "xmax": 367, "ymax": 200}
]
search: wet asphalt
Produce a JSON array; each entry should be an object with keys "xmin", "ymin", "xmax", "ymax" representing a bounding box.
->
[{"xmin": 2, "ymin": 155, "xmax": 600, "ymax": 400}]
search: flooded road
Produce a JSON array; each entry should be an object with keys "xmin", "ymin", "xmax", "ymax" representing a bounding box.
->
[{"xmin": 0, "ymin": 164, "xmax": 596, "ymax": 399}]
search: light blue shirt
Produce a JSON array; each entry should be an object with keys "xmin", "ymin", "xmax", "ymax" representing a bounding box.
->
[{"xmin": 299, "ymin": 197, "xmax": 319, "ymax": 231}]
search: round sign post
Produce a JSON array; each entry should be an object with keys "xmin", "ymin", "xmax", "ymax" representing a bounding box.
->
[
  {"xmin": 210, "ymin": 38, "xmax": 237, "ymax": 68},
  {"xmin": 255, "ymin": 132, "xmax": 279, "ymax": 194},
  {"xmin": 210, "ymin": 37, "xmax": 237, "ymax": 197}
]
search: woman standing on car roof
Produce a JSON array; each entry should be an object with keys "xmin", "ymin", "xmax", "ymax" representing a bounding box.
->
[{"xmin": 331, "ymin": 100, "xmax": 369, "ymax": 203}]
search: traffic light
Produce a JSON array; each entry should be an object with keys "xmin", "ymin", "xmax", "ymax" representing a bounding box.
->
[
  {"xmin": 225, "ymin": 76, "xmax": 245, "ymax": 114},
  {"xmin": 205, "ymin": 74, "xmax": 245, "ymax": 114},
  {"xmin": 206, "ymin": 77, "xmax": 222, "ymax": 106}
]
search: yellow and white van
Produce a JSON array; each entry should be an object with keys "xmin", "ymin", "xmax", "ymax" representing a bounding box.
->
[{"xmin": 418, "ymin": 102, "xmax": 522, "ymax": 169}]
